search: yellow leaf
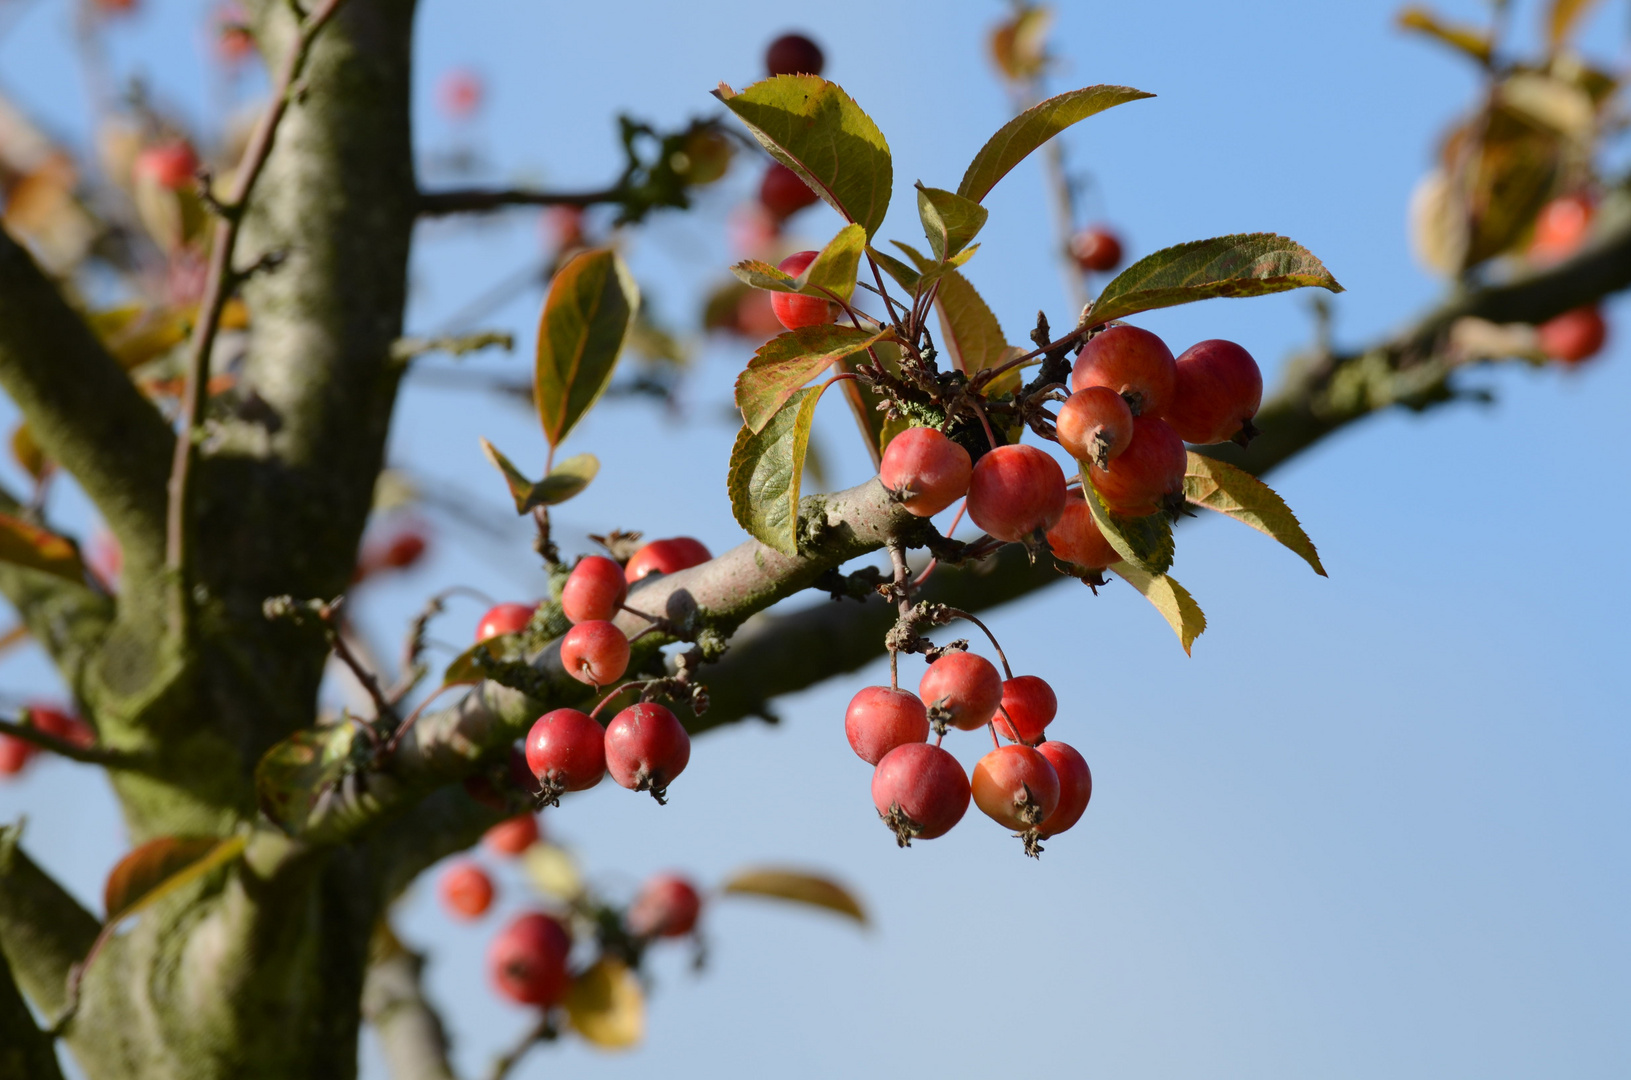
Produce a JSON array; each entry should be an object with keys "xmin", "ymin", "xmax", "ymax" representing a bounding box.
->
[
  {"xmin": 1397, "ymin": 6, "xmax": 1492, "ymax": 64},
  {"xmin": 1548, "ymin": 0, "xmax": 1603, "ymax": 50},
  {"xmin": 521, "ymin": 844, "xmax": 584, "ymax": 902},
  {"xmin": 0, "ymin": 513, "xmax": 85, "ymax": 583},
  {"xmin": 719, "ymin": 867, "xmax": 867, "ymax": 925},
  {"xmin": 9, "ymin": 423, "xmax": 50, "ymax": 481},
  {"xmin": 1184, "ymin": 452, "xmax": 1327, "ymax": 576},
  {"xmin": 103, "ymin": 835, "xmax": 248, "ymax": 921},
  {"xmin": 1108, "ymin": 563, "xmax": 1206, "ymax": 656},
  {"xmin": 565, "ymin": 959, "xmax": 644, "ymax": 1050}
]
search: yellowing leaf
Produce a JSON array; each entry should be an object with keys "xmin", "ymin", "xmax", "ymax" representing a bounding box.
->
[
  {"xmin": 727, "ymin": 386, "xmax": 824, "ymax": 556},
  {"xmin": 1090, "ymin": 233, "xmax": 1343, "ymax": 327},
  {"xmin": 9, "ymin": 423, "xmax": 49, "ymax": 481},
  {"xmin": 1184, "ymin": 452, "xmax": 1326, "ymax": 575},
  {"xmin": 1548, "ymin": 0, "xmax": 1603, "ymax": 50},
  {"xmin": 802, "ymin": 223, "xmax": 868, "ymax": 304},
  {"xmin": 0, "ymin": 513, "xmax": 85, "ymax": 583},
  {"xmin": 916, "ymin": 184, "xmax": 988, "ymax": 263},
  {"xmin": 735, "ymin": 325, "xmax": 889, "ymax": 433},
  {"xmin": 957, "ymin": 85, "xmax": 1153, "ymax": 204},
  {"xmin": 720, "ymin": 867, "xmax": 868, "ymax": 924},
  {"xmin": 565, "ymin": 959, "xmax": 644, "ymax": 1050},
  {"xmin": 1108, "ymin": 563, "xmax": 1206, "ymax": 656},
  {"xmin": 989, "ymin": 5, "xmax": 1054, "ymax": 81},
  {"xmin": 103, "ymin": 835, "xmax": 248, "ymax": 921},
  {"xmin": 479, "ymin": 439, "xmax": 598, "ymax": 514},
  {"xmin": 521, "ymin": 843, "xmax": 584, "ymax": 901},
  {"xmin": 1397, "ymin": 7, "xmax": 1493, "ymax": 65},
  {"xmin": 1080, "ymin": 475, "xmax": 1174, "ymax": 575},
  {"xmin": 535, "ymin": 248, "xmax": 639, "ymax": 449}
]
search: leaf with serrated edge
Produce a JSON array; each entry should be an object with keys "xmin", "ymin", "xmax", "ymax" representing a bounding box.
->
[
  {"xmin": 565, "ymin": 959, "xmax": 644, "ymax": 1050},
  {"xmin": 1080, "ymin": 473, "xmax": 1174, "ymax": 574},
  {"xmin": 728, "ymin": 386, "xmax": 823, "ymax": 555},
  {"xmin": 535, "ymin": 248, "xmax": 639, "ymax": 448},
  {"xmin": 1109, "ymin": 563, "xmax": 1206, "ymax": 656},
  {"xmin": 730, "ymin": 259, "xmax": 800, "ymax": 293},
  {"xmin": 720, "ymin": 867, "xmax": 868, "ymax": 924},
  {"xmin": 1090, "ymin": 233, "xmax": 1342, "ymax": 327},
  {"xmin": 916, "ymin": 184, "xmax": 988, "ymax": 263},
  {"xmin": 103, "ymin": 835, "xmax": 248, "ymax": 922},
  {"xmin": 736, "ymin": 326, "xmax": 889, "ymax": 433},
  {"xmin": 957, "ymin": 86, "xmax": 1154, "ymax": 203},
  {"xmin": 0, "ymin": 512, "xmax": 84, "ymax": 583},
  {"xmin": 716, "ymin": 76, "xmax": 892, "ymax": 238},
  {"xmin": 1184, "ymin": 452, "xmax": 1327, "ymax": 576}
]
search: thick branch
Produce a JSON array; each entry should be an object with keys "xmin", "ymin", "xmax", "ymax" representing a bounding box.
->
[
  {"xmin": 0, "ymin": 824, "xmax": 101, "ymax": 1020},
  {"xmin": 417, "ymin": 185, "xmax": 627, "ymax": 217},
  {"xmin": 363, "ymin": 941, "xmax": 459, "ymax": 1080},
  {"xmin": 0, "ymin": 227, "xmax": 175, "ymax": 575},
  {"xmin": 0, "ymin": 946, "xmax": 64, "ymax": 1080}
]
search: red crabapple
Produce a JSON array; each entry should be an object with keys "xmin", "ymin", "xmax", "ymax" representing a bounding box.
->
[
  {"xmin": 844, "ymin": 686, "xmax": 929, "ymax": 765},
  {"xmin": 1087, "ymin": 416, "xmax": 1187, "ymax": 517},
  {"xmin": 1529, "ymin": 192, "xmax": 1593, "ymax": 263},
  {"xmin": 1070, "ymin": 225, "xmax": 1123, "ymax": 272},
  {"xmin": 972, "ymin": 744, "xmax": 1061, "ymax": 834},
  {"xmin": 487, "ymin": 912, "xmax": 571, "ymax": 1006},
  {"xmin": 993, "ymin": 675, "xmax": 1057, "ymax": 745},
  {"xmin": 765, "ymin": 32, "xmax": 825, "ymax": 76},
  {"xmin": 871, "ymin": 743, "xmax": 971, "ymax": 846},
  {"xmin": 966, "ymin": 444, "xmax": 1067, "ymax": 544},
  {"xmin": 605, "ymin": 702, "xmax": 691, "ymax": 803},
  {"xmin": 483, "ymin": 813, "xmax": 539, "ymax": 857},
  {"xmin": 560, "ymin": 621, "xmax": 630, "ymax": 687},
  {"xmin": 627, "ymin": 873, "xmax": 703, "ymax": 938},
  {"xmin": 1055, "ymin": 386, "xmax": 1134, "ymax": 468},
  {"xmin": 1165, "ymin": 339, "xmax": 1263, "ymax": 446},
  {"xmin": 1045, "ymin": 492, "xmax": 1121, "ymax": 572},
  {"xmin": 134, "ymin": 140, "xmax": 200, "ymax": 191},
  {"xmin": 1538, "ymin": 306, "xmax": 1607, "ymax": 364},
  {"xmin": 561, "ymin": 555, "xmax": 628, "ymax": 624},
  {"xmin": 878, "ymin": 427, "xmax": 972, "ymax": 517},
  {"xmin": 0, "ymin": 734, "xmax": 36, "ymax": 776},
  {"xmin": 1035, "ymin": 740, "xmax": 1092, "ymax": 839},
  {"xmin": 439, "ymin": 862, "xmax": 495, "ymax": 920},
  {"xmin": 760, "ymin": 162, "xmax": 820, "ymax": 220},
  {"xmin": 1071, "ymin": 324, "xmax": 1177, "ymax": 417},
  {"xmin": 770, "ymin": 251, "xmax": 839, "ymax": 331},
  {"xmin": 625, "ymin": 537, "xmax": 711, "ymax": 582},
  {"xmin": 525, "ymin": 708, "xmax": 606, "ymax": 804},
  {"xmin": 380, "ymin": 530, "xmax": 428, "ymax": 570},
  {"xmin": 476, "ymin": 602, "xmax": 535, "ymax": 642},
  {"xmin": 28, "ymin": 705, "xmax": 94, "ymax": 749},
  {"xmin": 919, "ymin": 652, "xmax": 1003, "ymax": 733}
]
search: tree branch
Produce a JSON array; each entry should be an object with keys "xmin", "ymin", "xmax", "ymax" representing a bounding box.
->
[
  {"xmin": 0, "ymin": 823, "xmax": 101, "ymax": 1021},
  {"xmin": 417, "ymin": 185, "xmax": 628, "ymax": 217},
  {"xmin": 363, "ymin": 937, "xmax": 459, "ymax": 1080},
  {"xmin": 0, "ymin": 945, "xmax": 64, "ymax": 1080},
  {"xmin": 0, "ymin": 718, "xmax": 124, "ymax": 767},
  {"xmin": 0, "ymin": 227, "xmax": 175, "ymax": 578}
]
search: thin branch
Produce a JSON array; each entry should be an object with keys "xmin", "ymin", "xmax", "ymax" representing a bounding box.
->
[
  {"xmin": 417, "ymin": 185, "xmax": 627, "ymax": 217},
  {"xmin": 485, "ymin": 1014, "xmax": 554, "ymax": 1080},
  {"xmin": 0, "ymin": 718, "xmax": 123, "ymax": 767},
  {"xmin": 363, "ymin": 940, "xmax": 460, "ymax": 1080},
  {"xmin": 165, "ymin": 0, "xmax": 351, "ymax": 636}
]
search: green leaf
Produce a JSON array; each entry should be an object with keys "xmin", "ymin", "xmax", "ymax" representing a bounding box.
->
[
  {"xmin": 103, "ymin": 835, "xmax": 247, "ymax": 921},
  {"xmin": 1090, "ymin": 233, "xmax": 1343, "ymax": 326},
  {"xmin": 716, "ymin": 76, "xmax": 893, "ymax": 238},
  {"xmin": 1080, "ymin": 474, "xmax": 1174, "ymax": 574},
  {"xmin": 0, "ymin": 513, "xmax": 84, "ymax": 583},
  {"xmin": 957, "ymin": 85, "xmax": 1154, "ymax": 203},
  {"xmin": 1184, "ymin": 452, "xmax": 1326, "ymax": 576},
  {"xmin": 442, "ymin": 633, "xmax": 528, "ymax": 686},
  {"xmin": 480, "ymin": 439, "xmax": 598, "ymax": 513},
  {"xmin": 535, "ymin": 248, "xmax": 639, "ymax": 448},
  {"xmin": 1108, "ymin": 563, "xmax": 1206, "ymax": 656},
  {"xmin": 735, "ymin": 325, "xmax": 889, "ymax": 434},
  {"xmin": 727, "ymin": 386, "xmax": 823, "ymax": 555},
  {"xmin": 720, "ymin": 867, "xmax": 868, "ymax": 925},
  {"xmin": 730, "ymin": 258, "xmax": 800, "ymax": 293},
  {"xmin": 868, "ymin": 246, "xmax": 920, "ymax": 294},
  {"xmin": 916, "ymin": 184, "xmax": 988, "ymax": 263},
  {"xmin": 730, "ymin": 224, "xmax": 867, "ymax": 304},
  {"xmin": 256, "ymin": 721, "xmax": 368, "ymax": 834},
  {"xmin": 1397, "ymin": 6, "xmax": 1493, "ymax": 64}
]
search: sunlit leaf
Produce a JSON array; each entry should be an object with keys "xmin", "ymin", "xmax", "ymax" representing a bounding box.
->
[
  {"xmin": 103, "ymin": 835, "xmax": 248, "ymax": 922},
  {"xmin": 868, "ymin": 245, "xmax": 921, "ymax": 294},
  {"xmin": 1089, "ymin": 233, "xmax": 1343, "ymax": 327},
  {"xmin": 0, "ymin": 513, "xmax": 84, "ymax": 583},
  {"xmin": 255, "ymin": 721, "xmax": 367, "ymax": 834},
  {"xmin": 1548, "ymin": 0, "xmax": 1603, "ymax": 50},
  {"xmin": 1108, "ymin": 563, "xmax": 1206, "ymax": 656},
  {"xmin": 565, "ymin": 959, "xmax": 645, "ymax": 1050},
  {"xmin": 1184, "ymin": 452, "xmax": 1326, "ymax": 576},
  {"xmin": 8, "ymin": 424, "xmax": 48, "ymax": 481},
  {"xmin": 480, "ymin": 439, "xmax": 599, "ymax": 514},
  {"xmin": 727, "ymin": 386, "xmax": 823, "ymax": 556},
  {"xmin": 441, "ymin": 632, "xmax": 528, "ymax": 687},
  {"xmin": 916, "ymin": 184, "xmax": 988, "ymax": 263},
  {"xmin": 1080, "ymin": 475, "xmax": 1173, "ymax": 575},
  {"xmin": 989, "ymin": 5, "xmax": 1054, "ymax": 81},
  {"xmin": 957, "ymin": 85, "xmax": 1153, "ymax": 204},
  {"xmin": 1397, "ymin": 7, "xmax": 1493, "ymax": 64},
  {"xmin": 720, "ymin": 867, "xmax": 868, "ymax": 924},
  {"xmin": 735, "ymin": 325, "xmax": 889, "ymax": 433},
  {"xmin": 535, "ymin": 248, "xmax": 640, "ymax": 449},
  {"xmin": 716, "ymin": 76, "xmax": 893, "ymax": 238},
  {"xmin": 730, "ymin": 224, "xmax": 866, "ymax": 304}
]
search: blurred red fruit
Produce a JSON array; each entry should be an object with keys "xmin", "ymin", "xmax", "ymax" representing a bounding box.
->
[
  {"xmin": 483, "ymin": 814, "xmax": 539, "ymax": 857},
  {"xmin": 1529, "ymin": 192, "xmax": 1593, "ymax": 263},
  {"xmin": 627, "ymin": 873, "xmax": 703, "ymax": 937},
  {"xmin": 1070, "ymin": 225, "xmax": 1123, "ymax": 272},
  {"xmin": 1538, "ymin": 306, "xmax": 1608, "ymax": 365},
  {"xmin": 29, "ymin": 705, "xmax": 94, "ymax": 749},
  {"xmin": 439, "ymin": 862, "xmax": 494, "ymax": 919},
  {"xmin": 759, "ymin": 162, "xmax": 820, "ymax": 220},
  {"xmin": 0, "ymin": 734, "xmax": 37, "ymax": 776},
  {"xmin": 765, "ymin": 33, "xmax": 825, "ymax": 77},
  {"xmin": 134, "ymin": 140, "xmax": 200, "ymax": 191},
  {"xmin": 437, "ymin": 68, "xmax": 484, "ymax": 119},
  {"xmin": 487, "ymin": 912, "xmax": 571, "ymax": 1006}
]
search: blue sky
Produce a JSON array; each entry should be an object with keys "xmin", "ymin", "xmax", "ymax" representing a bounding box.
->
[{"xmin": 1, "ymin": 1, "xmax": 1627, "ymax": 1078}]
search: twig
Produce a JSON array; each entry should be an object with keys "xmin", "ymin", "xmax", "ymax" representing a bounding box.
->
[
  {"xmin": 486, "ymin": 1014, "xmax": 555, "ymax": 1080},
  {"xmin": 388, "ymin": 330, "xmax": 514, "ymax": 364},
  {"xmin": 419, "ymin": 185, "xmax": 626, "ymax": 217},
  {"xmin": 165, "ymin": 0, "xmax": 351, "ymax": 637},
  {"xmin": 0, "ymin": 717, "xmax": 123, "ymax": 767}
]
